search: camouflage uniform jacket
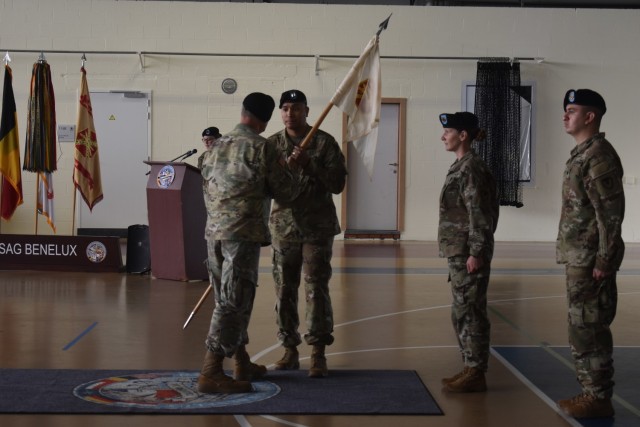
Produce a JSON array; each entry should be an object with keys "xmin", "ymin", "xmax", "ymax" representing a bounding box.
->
[
  {"xmin": 556, "ymin": 132, "xmax": 625, "ymax": 271},
  {"xmin": 438, "ymin": 150, "xmax": 499, "ymax": 261},
  {"xmin": 268, "ymin": 127, "xmax": 347, "ymax": 242},
  {"xmin": 201, "ymin": 123, "xmax": 299, "ymax": 245},
  {"xmin": 197, "ymin": 150, "xmax": 207, "ymax": 170}
]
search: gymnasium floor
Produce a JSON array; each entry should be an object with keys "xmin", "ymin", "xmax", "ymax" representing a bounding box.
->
[{"xmin": 1, "ymin": 240, "xmax": 638, "ymax": 427}]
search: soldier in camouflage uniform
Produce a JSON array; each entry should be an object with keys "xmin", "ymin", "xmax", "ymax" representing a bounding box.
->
[
  {"xmin": 437, "ymin": 112, "xmax": 499, "ymax": 393},
  {"xmin": 556, "ymin": 89, "xmax": 624, "ymax": 419},
  {"xmin": 197, "ymin": 126, "xmax": 221, "ymax": 170},
  {"xmin": 199, "ymin": 126, "xmax": 223, "ymax": 311},
  {"xmin": 268, "ymin": 90, "xmax": 347, "ymax": 378},
  {"xmin": 197, "ymin": 93, "xmax": 301, "ymax": 394}
]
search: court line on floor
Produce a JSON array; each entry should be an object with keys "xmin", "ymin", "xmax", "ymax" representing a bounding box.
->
[
  {"xmin": 236, "ymin": 414, "xmax": 306, "ymax": 427},
  {"xmin": 538, "ymin": 344, "xmax": 640, "ymax": 418},
  {"xmin": 254, "ymin": 291, "xmax": 640, "ymax": 361},
  {"xmin": 490, "ymin": 348, "xmax": 583, "ymax": 427},
  {"xmin": 250, "ymin": 291, "xmax": 640, "ymax": 427},
  {"xmin": 253, "ymin": 294, "xmax": 583, "ymax": 361},
  {"xmin": 259, "ymin": 266, "xmax": 640, "ymax": 276},
  {"xmin": 489, "ymin": 302, "xmax": 640, "ymax": 420},
  {"xmin": 62, "ymin": 321, "xmax": 98, "ymax": 351},
  {"xmin": 259, "ymin": 415, "xmax": 310, "ymax": 427}
]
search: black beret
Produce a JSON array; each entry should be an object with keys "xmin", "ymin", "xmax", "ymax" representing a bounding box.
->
[
  {"xmin": 202, "ymin": 127, "xmax": 221, "ymax": 138},
  {"xmin": 243, "ymin": 92, "xmax": 276, "ymax": 123},
  {"xmin": 439, "ymin": 112, "xmax": 479, "ymax": 132},
  {"xmin": 279, "ymin": 89, "xmax": 307, "ymax": 108},
  {"xmin": 563, "ymin": 89, "xmax": 606, "ymax": 114}
]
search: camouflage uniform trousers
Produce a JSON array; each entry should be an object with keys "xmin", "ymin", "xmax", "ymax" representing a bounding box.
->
[
  {"xmin": 206, "ymin": 240, "xmax": 223, "ymax": 305},
  {"xmin": 205, "ymin": 240, "xmax": 261, "ymax": 357},
  {"xmin": 271, "ymin": 237, "xmax": 335, "ymax": 347},
  {"xmin": 565, "ymin": 266, "xmax": 618, "ymax": 399},
  {"xmin": 447, "ymin": 256, "xmax": 491, "ymax": 371}
]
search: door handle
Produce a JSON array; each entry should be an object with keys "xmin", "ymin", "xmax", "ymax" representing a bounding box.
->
[{"xmin": 388, "ymin": 163, "xmax": 398, "ymax": 167}]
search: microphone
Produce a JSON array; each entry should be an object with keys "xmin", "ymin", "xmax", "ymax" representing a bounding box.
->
[
  {"xmin": 180, "ymin": 148, "xmax": 198, "ymax": 161},
  {"xmin": 145, "ymin": 149, "xmax": 199, "ymax": 175},
  {"xmin": 170, "ymin": 148, "xmax": 198, "ymax": 162}
]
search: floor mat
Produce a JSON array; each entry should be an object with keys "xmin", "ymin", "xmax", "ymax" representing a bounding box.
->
[{"xmin": 0, "ymin": 368, "xmax": 443, "ymax": 415}]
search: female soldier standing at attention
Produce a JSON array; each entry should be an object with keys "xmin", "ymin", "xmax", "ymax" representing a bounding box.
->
[{"xmin": 437, "ymin": 112, "xmax": 499, "ymax": 393}]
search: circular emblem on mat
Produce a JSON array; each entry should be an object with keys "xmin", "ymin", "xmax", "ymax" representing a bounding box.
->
[
  {"xmin": 73, "ymin": 372, "xmax": 280, "ymax": 409},
  {"xmin": 86, "ymin": 241, "xmax": 107, "ymax": 263},
  {"xmin": 156, "ymin": 165, "xmax": 175, "ymax": 188}
]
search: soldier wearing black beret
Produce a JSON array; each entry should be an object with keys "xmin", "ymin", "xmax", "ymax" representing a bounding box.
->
[
  {"xmin": 267, "ymin": 89, "xmax": 347, "ymax": 378},
  {"xmin": 242, "ymin": 92, "xmax": 275, "ymax": 125},
  {"xmin": 198, "ymin": 126, "xmax": 222, "ymax": 169},
  {"xmin": 197, "ymin": 92, "xmax": 301, "ymax": 395},
  {"xmin": 563, "ymin": 88, "xmax": 607, "ymax": 115},
  {"xmin": 437, "ymin": 111, "xmax": 499, "ymax": 394},
  {"xmin": 279, "ymin": 89, "xmax": 307, "ymax": 108},
  {"xmin": 439, "ymin": 111, "xmax": 479, "ymax": 132},
  {"xmin": 556, "ymin": 89, "xmax": 624, "ymax": 419}
]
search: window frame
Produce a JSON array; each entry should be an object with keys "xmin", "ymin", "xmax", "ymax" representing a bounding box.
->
[{"xmin": 462, "ymin": 80, "xmax": 536, "ymax": 186}]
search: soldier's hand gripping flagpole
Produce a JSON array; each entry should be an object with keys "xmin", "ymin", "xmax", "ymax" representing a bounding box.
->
[{"xmin": 287, "ymin": 14, "xmax": 390, "ymax": 167}]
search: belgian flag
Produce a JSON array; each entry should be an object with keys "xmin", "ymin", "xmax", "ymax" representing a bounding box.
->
[{"xmin": 0, "ymin": 64, "xmax": 23, "ymax": 220}]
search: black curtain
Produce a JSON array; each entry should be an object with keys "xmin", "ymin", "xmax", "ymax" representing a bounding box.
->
[{"xmin": 473, "ymin": 59, "xmax": 523, "ymax": 208}]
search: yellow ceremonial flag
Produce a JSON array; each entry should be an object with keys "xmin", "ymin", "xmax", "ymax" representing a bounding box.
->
[
  {"xmin": 73, "ymin": 66, "xmax": 103, "ymax": 211},
  {"xmin": 330, "ymin": 35, "xmax": 382, "ymax": 178},
  {"xmin": 0, "ymin": 64, "xmax": 23, "ymax": 220}
]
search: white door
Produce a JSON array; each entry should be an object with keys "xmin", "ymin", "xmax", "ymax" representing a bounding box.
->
[
  {"xmin": 77, "ymin": 91, "xmax": 150, "ymax": 235},
  {"xmin": 345, "ymin": 100, "xmax": 403, "ymax": 237}
]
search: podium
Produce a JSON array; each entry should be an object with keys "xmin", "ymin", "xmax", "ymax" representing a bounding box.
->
[{"xmin": 145, "ymin": 161, "xmax": 208, "ymax": 281}]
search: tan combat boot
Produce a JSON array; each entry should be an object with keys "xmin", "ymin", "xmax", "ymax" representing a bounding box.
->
[
  {"xmin": 557, "ymin": 393, "xmax": 614, "ymax": 418},
  {"xmin": 197, "ymin": 350, "xmax": 252, "ymax": 394},
  {"xmin": 441, "ymin": 366, "xmax": 469, "ymax": 386},
  {"xmin": 443, "ymin": 367, "xmax": 486, "ymax": 393},
  {"xmin": 309, "ymin": 344, "xmax": 328, "ymax": 378},
  {"xmin": 233, "ymin": 345, "xmax": 267, "ymax": 381},
  {"xmin": 274, "ymin": 346, "xmax": 300, "ymax": 370}
]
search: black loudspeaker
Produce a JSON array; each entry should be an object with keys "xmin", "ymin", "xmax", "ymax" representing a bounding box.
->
[{"xmin": 126, "ymin": 224, "xmax": 151, "ymax": 274}]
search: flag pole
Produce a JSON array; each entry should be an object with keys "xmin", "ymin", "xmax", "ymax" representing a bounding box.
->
[
  {"xmin": 34, "ymin": 174, "xmax": 39, "ymax": 235},
  {"xmin": 297, "ymin": 103, "xmax": 333, "ymax": 150},
  {"xmin": 71, "ymin": 55, "xmax": 85, "ymax": 236},
  {"xmin": 182, "ymin": 282, "xmax": 213, "ymax": 329},
  {"xmin": 0, "ymin": 179, "xmax": 3, "ymax": 232},
  {"xmin": 72, "ymin": 187, "xmax": 77, "ymax": 235},
  {"xmin": 1, "ymin": 55, "xmax": 12, "ymax": 231},
  {"xmin": 295, "ymin": 14, "xmax": 390, "ymax": 152}
]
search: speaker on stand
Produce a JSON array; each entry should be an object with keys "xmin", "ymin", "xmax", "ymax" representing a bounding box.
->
[{"xmin": 126, "ymin": 224, "xmax": 151, "ymax": 274}]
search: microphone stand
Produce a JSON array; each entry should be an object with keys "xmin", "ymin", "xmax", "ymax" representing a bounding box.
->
[
  {"xmin": 169, "ymin": 151, "xmax": 192, "ymax": 162},
  {"xmin": 145, "ymin": 150, "xmax": 194, "ymax": 175}
]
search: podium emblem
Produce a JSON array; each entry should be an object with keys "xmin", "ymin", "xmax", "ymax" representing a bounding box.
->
[
  {"xmin": 157, "ymin": 165, "xmax": 176, "ymax": 188},
  {"xmin": 86, "ymin": 241, "xmax": 107, "ymax": 263}
]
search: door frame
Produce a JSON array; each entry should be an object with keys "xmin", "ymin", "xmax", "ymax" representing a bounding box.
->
[
  {"xmin": 341, "ymin": 97, "xmax": 406, "ymax": 239},
  {"xmin": 77, "ymin": 90, "xmax": 152, "ymax": 237}
]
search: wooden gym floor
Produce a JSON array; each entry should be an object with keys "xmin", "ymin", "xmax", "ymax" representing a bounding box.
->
[{"xmin": 0, "ymin": 240, "xmax": 638, "ymax": 427}]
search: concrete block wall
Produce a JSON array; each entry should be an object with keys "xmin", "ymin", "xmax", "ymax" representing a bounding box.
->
[{"xmin": 0, "ymin": 0, "xmax": 638, "ymax": 242}]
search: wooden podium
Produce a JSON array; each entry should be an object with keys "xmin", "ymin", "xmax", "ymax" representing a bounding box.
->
[{"xmin": 145, "ymin": 161, "xmax": 208, "ymax": 281}]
